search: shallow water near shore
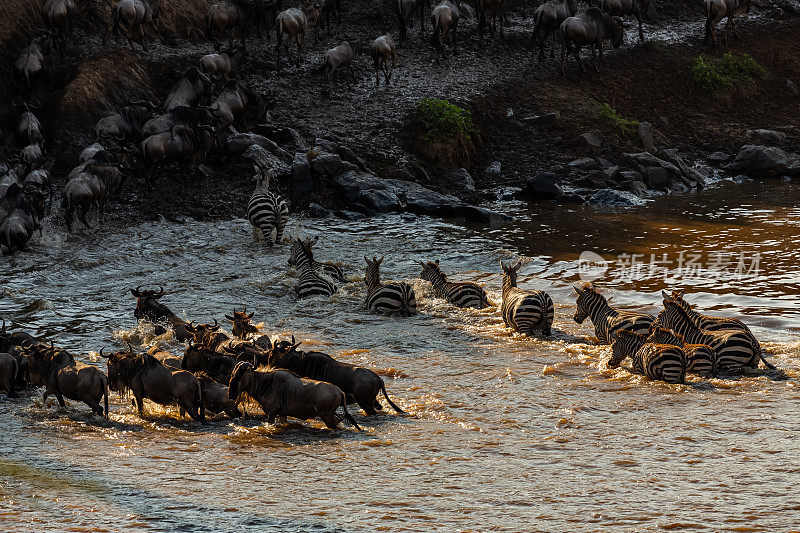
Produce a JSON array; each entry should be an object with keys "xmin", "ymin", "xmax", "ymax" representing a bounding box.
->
[{"xmin": 1, "ymin": 178, "xmax": 799, "ymax": 532}]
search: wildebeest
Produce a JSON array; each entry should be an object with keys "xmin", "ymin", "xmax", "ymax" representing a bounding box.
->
[
  {"xmin": 206, "ymin": 0, "xmax": 256, "ymax": 51},
  {"xmin": 93, "ymin": 101, "xmax": 155, "ymax": 143},
  {"xmin": 431, "ymin": 1, "xmax": 460, "ymax": 57},
  {"xmin": 196, "ymin": 372, "xmax": 241, "ymax": 418},
  {"xmin": 275, "ymin": 5, "xmax": 319, "ymax": 68},
  {"xmin": 147, "ymin": 346, "xmax": 182, "ymax": 369},
  {"xmin": 704, "ymin": 0, "xmax": 750, "ymax": 46},
  {"xmin": 560, "ymin": 7, "xmax": 624, "ymax": 76},
  {"xmin": 20, "ymin": 144, "xmax": 45, "ymax": 171},
  {"xmin": 41, "ymin": 0, "xmax": 76, "ymax": 51},
  {"xmin": 130, "ymin": 286, "xmax": 193, "ymax": 342},
  {"xmin": 27, "ymin": 344, "xmax": 109, "ymax": 417},
  {"xmin": 140, "ymin": 106, "xmax": 215, "ymax": 138},
  {"xmin": 181, "ymin": 343, "xmax": 236, "ymax": 384},
  {"xmin": 61, "ymin": 162, "xmax": 127, "ymax": 231},
  {"xmin": 264, "ymin": 337, "xmax": 405, "ymax": 416},
  {"xmin": 102, "ymin": 346, "xmax": 205, "ymax": 422},
  {"xmin": 477, "ymin": 0, "xmax": 504, "ymax": 45},
  {"xmin": 78, "ymin": 142, "xmax": 106, "ymax": 163},
  {"xmin": 531, "ymin": 0, "xmax": 577, "ymax": 62},
  {"xmin": 396, "ymin": 0, "xmax": 426, "ymax": 44},
  {"xmin": 14, "ymin": 36, "xmax": 51, "ymax": 92},
  {"xmin": 109, "ymin": 0, "xmax": 161, "ymax": 52},
  {"xmin": 184, "ymin": 320, "xmax": 231, "ymax": 350},
  {"xmin": 313, "ymin": 0, "xmax": 342, "ymax": 37},
  {"xmin": 15, "ymin": 104, "xmax": 44, "ymax": 148},
  {"xmin": 140, "ymin": 124, "xmax": 215, "ymax": 189},
  {"xmin": 228, "ymin": 361, "xmax": 362, "ymax": 430},
  {"xmin": 162, "ymin": 67, "xmax": 213, "ymax": 112},
  {"xmin": 209, "ymin": 79, "xmax": 266, "ymax": 129},
  {"xmin": 594, "ymin": 0, "xmax": 651, "ymax": 42},
  {"xmin": 0, "ymin": 352, "xmax": 19, "ymax": 397},
  {"xmin": 323, "ymin": 40, "xmax": 362, "ymax": 88},
  {"xmin": 0, "ymin": 184, "xmax": 45, "ymax": 254},
  {"xmin": 199, "ymin": 47, "xmax": 247, "ymax": 85},
  {"xmin": 226, "ymin": 309, "xmax": 259, "ymax": 339}
]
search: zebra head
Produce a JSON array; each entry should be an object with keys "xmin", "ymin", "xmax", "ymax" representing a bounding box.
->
[
  {"xmin": 573, "ymin": 283, "xmax": 601, "ymax": 324},
  {"xmin": 364, "ymin": 256, "xmax": 384, "ymax": 287},
  {"xmin": 288, "ymin": 236, "xmax": 319, "ymax": 268},
  {"xmin": 657, "ymin": 302, "xmax": 695, "ymax": 334},
  {"xmin": 608, "ymin": 329, "xmax": 642, "ymax": 368},
  {"xmin": 418, "ymin": 259, "xmax": 442, "ymax": 283}
]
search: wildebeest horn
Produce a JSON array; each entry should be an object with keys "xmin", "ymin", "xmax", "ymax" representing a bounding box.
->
[
  {"xmin": 247, "ymin": 312, "xmax": 254, "ymax": 319},
  {"xmin": 222, "ymin": 344, "xmax": 236, "ymax": 354},
  {"xmin": 99, "ymin": 347, "xmax": 110, "ymax": 358},
  {"xmin": 131, "ymin": 285, "xmax": 145, "ymax": 298},
  {"xmin": 155, "ymin": 286, "xmax": 165, "ymax": 297},
  {"xmin": 211, "ymin": 318, "xmax": 220, "ymax": 331},
  {"xmin": 127, "ymin": 342, "xmax": 134, "ymax": 353},
  {"xmin": 225, "ymin": 314, "xmax": 234, "ymax": 320}
]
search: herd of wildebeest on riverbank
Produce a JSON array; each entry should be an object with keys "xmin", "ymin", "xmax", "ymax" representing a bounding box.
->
[
  {"xmin": 0, "ymin": 235, "xmax": 778, "ymax": 429},
  {"xmin": 1, "ymin": 0, "xmax": 756, "ymax": 253}
]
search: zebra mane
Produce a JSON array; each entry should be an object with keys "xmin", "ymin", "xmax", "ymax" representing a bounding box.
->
[{"xmin": 664, "ymin": 300, "xmax": 698, "ymax": 330}]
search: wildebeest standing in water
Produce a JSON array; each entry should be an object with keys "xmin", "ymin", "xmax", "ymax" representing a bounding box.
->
[
  {"xmin": 704, "ymin": 0, "xmax": 750, "ymax": 46},
  {"xmin": 195, "ymin": 373, "xmax": 241, "ymax": 418},
  {"xmin": 61, "ymin": 161, "xmax": 127, "ymax": 231},
  {"xmin": 226, "ymin": 309, "xmax": 259, "ymax": 339},
  {"xmin": 559, "ymin": 7, "xmax": 624, "ymax": 75},
  {"xmin": 205, "ymin": 0, "xmax": 256, "ymax": 51},
  {"xmin": 430, "ymin": 0, "xmax": 460, "ymax": 57},
  {"xmin": 130, "ymin": 286, "xmax": 193, "ymax": 342},
  {"xmin": 531, "ymin": 0, "xmax": 577, "ymax": 62},
  {"xmin": 228, "ymin": 361, "xmax": 363, "ymax": 430},
  {"xmin": 102, "ymin": 346, "xmax": 206, "ymax": 422},
  {"xmin": 396, "ymin": 0, "xmax": 426, "ymax": 45},
  {"xmin": 275, "ymin": 5, "xmax": 319, "ymax": 68},
  {"xmin": 108, "ymin": 0, "xmax": 161, "ymax": 52},
  {"xmin": 27, "ymin": 344, "xmax": 109, "ymax": 418},
  {"xmin": 595, "ymin": 0, "xmax": 650, "ymax": 42},
  {"xmin": 323, "ymin": 40, "xmax": 362, "ymax": 89},
  {"xmin": 1, "ymin": 183, "xmax": 46, "ymax": 254},
  {"xmin": 369, "ymin": 34, "xmax": 396, "ymax": 87}
]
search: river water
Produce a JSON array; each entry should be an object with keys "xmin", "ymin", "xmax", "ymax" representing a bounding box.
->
[{"xmin": 1, "ymin": 177, "xmax": 799, "ymax": 532}]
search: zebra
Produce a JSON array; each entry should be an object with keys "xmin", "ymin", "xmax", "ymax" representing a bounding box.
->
[
  {"xmin": 247, "ymin": 168, "xmax": 288, "ymax": 245},
  {"xmin": 573, "ymin": 284, "xmax": 654, "ymax": 344},
  {"xmin": 655, "ymin": 301, "xmax": 774, "ymax": 372},
  {"xmin": 292, "ymin": 239, "xmax": 337, "ymax": 298},
  {"xmin": 646, "ymin": 326, "xmax": 715, "ymax": 378},
  {"xmin": 418, "ymin": 260, "xmax": 489, "ymax": 309},
  {"xmin": 608, "ymin": 329, "xmax": 687, "ymax": 384},
  {"xmin": 364, "ymin": 256, "xmax": 417, "ymax": 316},
  {"xmin": 289, "ymin": 236, "xmax": 346, "ymax": 283},
  {"xmin": 500, "ymin": 260, "xmax": 554, "ymax": 336}
]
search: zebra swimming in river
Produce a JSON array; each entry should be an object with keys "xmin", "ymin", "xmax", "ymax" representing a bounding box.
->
[
  {"xmin": 292, "ymin": 238, "xmax": 337, "ymax": 298},
  {"xmin": 500, "ymin": 260, "xmax": 554, "ymax": 336},
  {"xmin": 247, "ymin": 168, "xmax": 288, "ymax": 246},
  {"xmin": 609, "ymin": 329, "xmax": 687, "ymax": 384},
  {"xmin": 289, "ymin": 236, "xmax": 346, "ymax": 283},
  {"xmin": 364, "ymin": 256, "xmax": 417, "ymax": 316},
  {"xmin": 418, "ymin": 260, "xmax": 489, "ymax": 309},
  {"xmin": 573, "ymin": 284, "xmax": 654, "ymax": 344}
]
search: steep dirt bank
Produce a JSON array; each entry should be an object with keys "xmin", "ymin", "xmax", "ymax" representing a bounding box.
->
[{"xmin": 1, "ymin": 1, "xmax": 798, "ymax": 226}]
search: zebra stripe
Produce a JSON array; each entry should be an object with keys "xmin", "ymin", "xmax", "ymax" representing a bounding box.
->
[
  {"xmin": 289, "ymin": 237, "xmax": 346, "ymax": 283},
  {"xmin": 247, "ymin": 171, "xmax": 288, "ymax": 245},
  {"xmin": 419, "ymin": 260, "xmax": 488, "ymax": 309},
  {"xmin": 501, "ymin": 261, "xmax": 554, "ymax": 336},
  {"xmin": 364, "ymin": 256, "xmax": 417, "ymax": 316},
  {"xmin": 609, "ymin": 330, "xmax": 686, "ymax": 384},
  {"xmin": 573, "ymin": 285, "xmax": 654, "ymax": 344},
  {"xmin": 291, "ymin": 239, "xmax": 336, "ymax": 298},
  {"xmin": 655, "ymin": 304, "xmax": 759, "ymax": 373},
  {"xmin": 646, "ymin": 326, "xmax": 715, "ymax": 377}
]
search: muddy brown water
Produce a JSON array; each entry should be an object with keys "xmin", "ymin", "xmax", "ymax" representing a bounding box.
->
[{"xmin": 1, "ymin": 176, "xmax": 799, "ymax": 531}]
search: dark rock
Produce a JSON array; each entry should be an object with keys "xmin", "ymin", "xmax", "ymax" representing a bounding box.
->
[
  {"xmin": 496, "ymin": 187, "xmax": 522, "ymax": 200},
  {"xmin": 448, "ymin": 168, "xmax": 475, "ymax": 192},
  {"xmin": 243, "ymin": 145, "xmax": 291, "ymax": 177},
  {"xmin": 309, "ymin": 151, "xmax": 342, "ymax": 178},
  {"xmin": 194, "ymin": 164, "xmax": 213, "ymax": 179},
  {"xmin": 521, "ymin": 112, "xmax": 561, "ymax": 127},
  {"xmin": 707, "ymin": 152, "xmax": 731, "ymax": 164},
  {"xmin": 569, "ymin": 157, "xmax": 599, "ymax": 171},
  {"xmin": 624, "ymin": 152, "xmax": 684, "ymax": 189},
  {"xmin": 574, "ymin": 176, "xmax": 608, "ymax": 189},
  {"xmin": 453, "ymin": 205, "xmax": 514, "ymax": 226},
  {"xmin": 334, "ymin": 210, "xmax": 367, "ymax": 221},
  {"xmin": 617, "ymin": 179, "xmax": 648, "ymax": 197},
  {"xmin": 746, "ymin": 129, "xmax": 787, "ymax": 146},
  {"xmin": 587, "ymin": 189, "xmax": 649, "ymax": 206},
  {"xmin": 558, "ymin": 193, "xmax": 586, "ymax": 204},
  {"xmin": 522, "ymin": 173, "xmax": 563, "ymax": 200},
  {"xmin": 660, "ymin": 149, "xmax": 706, "ymax": 186},
  {"xmin": 725, "ymin": 145, "xmax": 800, "ymax": 177},
  {"xmin": 486, "ymin": 161, "xmax": 502, "ymax": 176},
  {"xmin": 604, "ymin": 165, "xmax": 621, "ymax": 181},
  {"xmin": 308, "ymin": 203, "xmax": 331, "ymax": 218},
  {"xmin": 619, "ymin": 170, "xmax": 644, "ymax": 183},
  {"xmin": 775, "ymin": 0, "xmax": 800, "ymax": 14},
  {"xmin": 356, "ymin": 189, "xmax": 402, "ymax": 213},
  {"xmin": 336, "ymin": 144, "xmax": 373, "ymax": 173},
  {"xmin": 638, "ymin": 121, "xmax": 655, "ymax": 153},
  {"xmin": 291, "ymin": 152, "xmax": 313, "ymax": 201},
  {"xmin": 333, "ymin": 171, "xmax": 385, "ymax": 201},
  {"xmin": 571, "ymin": 131, "xmax": 603, "ymax": 154},
  {"xmin": 227, "ymin": 133, "xmax": 291, "ymax": 161},
  {"xmin": 788, "ymin": 79, "xmax": 799, "ymax": 96}
]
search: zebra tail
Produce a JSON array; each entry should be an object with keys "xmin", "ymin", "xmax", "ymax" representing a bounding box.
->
[
  {"xmin": 381, "ymin": 382, "xmax": 405, "ymax": 414},
  {"xmin": 757, "ymin": 342, "xmax": 776, "ymax": 370}
]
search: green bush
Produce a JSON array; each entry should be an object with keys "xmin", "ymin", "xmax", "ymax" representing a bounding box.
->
[
  {"xmin": 411, "ymin": 98, "xmax": 479, "ymax": 167},
  {"xmin": 591, "ymin": 100, "xmax": 638, "ymax": 133},
  {"xmin": 691, "ymin": 53, "xmax": 765, "ymax": 94}
]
